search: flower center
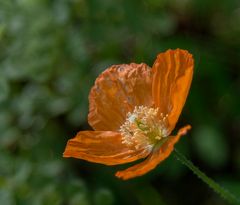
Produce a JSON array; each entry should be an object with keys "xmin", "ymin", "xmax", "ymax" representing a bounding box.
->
[{"xmin": 119, "ymin": 106, "xmax": 169, "ymax": 151}]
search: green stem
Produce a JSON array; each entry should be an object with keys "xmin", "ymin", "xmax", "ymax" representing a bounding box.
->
[{"xmin": 173, "ymin": 149, "xmax": 240, "ymax": 205}]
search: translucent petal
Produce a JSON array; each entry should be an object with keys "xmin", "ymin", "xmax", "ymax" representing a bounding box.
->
[
  {"xmin": 88, "ymin": 63, "xmax": 153, "ymax": 131},
  {"xmin": 63, "ymin": 131, "xmax": 151, "ymax": 165},
  {"xmin": 152, "ymin": 49, "xmax": 194, "ymax": 132}
]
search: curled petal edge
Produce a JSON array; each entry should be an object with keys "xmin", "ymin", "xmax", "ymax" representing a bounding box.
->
[{"xmin": 115, "ymin": 125, "xmax": 191, "ymax": 180}]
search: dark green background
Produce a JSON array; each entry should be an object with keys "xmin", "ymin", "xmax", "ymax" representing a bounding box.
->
[{"xmin": 0, "ymin": 0, "xmax": 239, "ymax": 204}]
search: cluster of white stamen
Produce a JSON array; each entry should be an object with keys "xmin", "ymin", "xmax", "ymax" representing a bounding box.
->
[{"xmin": 119, "ymin": 106, "xmax": 169, "ymax": 151}]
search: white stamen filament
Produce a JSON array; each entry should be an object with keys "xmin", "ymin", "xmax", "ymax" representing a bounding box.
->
[{"xmin": 119, "ymin": 106, "xmax": 169, "ymax": 151}]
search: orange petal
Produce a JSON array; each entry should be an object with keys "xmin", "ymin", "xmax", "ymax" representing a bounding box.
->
[
  {"xmin": 88, "ymin": 63, "xmax": 153, "ymax": 131},
  {"xmin": 152, "ymin": 49, "xmax": 194, "ymax": 132},
  {"xmin": 63, "ymin": 131, "xmax": 151, "ymax": 165},
  {"xmin": 115, "ymin": 125, "xmax": 191, "ymax": 180}
]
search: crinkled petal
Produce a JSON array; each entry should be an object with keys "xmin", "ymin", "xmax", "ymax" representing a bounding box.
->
[
  {"xmin": 88, "ymin": 63, "xmax": 153, "ymax": 131},
  {"xmin": 115, "ymin": 125, "xmax": 191, "ymax": 180},
  {"xmin": 152, "ymin": 49, "xmax": 194, "ymax": 132},
  {"xmin": 63, "ymin": 131, "xmax": 151, "ymax": 165}
]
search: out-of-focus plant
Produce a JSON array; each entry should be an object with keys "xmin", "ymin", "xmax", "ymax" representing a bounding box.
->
[{"xmin": 0, "ymin": 0, "xmax": 239, "ymax": 204}]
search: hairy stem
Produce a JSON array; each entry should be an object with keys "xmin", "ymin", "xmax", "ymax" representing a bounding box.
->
[{"xmin": 173, "ymin": 149, "xmax": 240, "ymax": 205}]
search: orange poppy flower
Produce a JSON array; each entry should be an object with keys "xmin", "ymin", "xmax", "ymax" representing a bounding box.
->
[{"xmin": 63, "ymin": 49, "xmax": 194, "ymax": 180}]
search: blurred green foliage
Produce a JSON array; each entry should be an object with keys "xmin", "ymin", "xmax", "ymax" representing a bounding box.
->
[{"xmin": 0, "ymin": 0, "xmax": 239, "ymax": 205}]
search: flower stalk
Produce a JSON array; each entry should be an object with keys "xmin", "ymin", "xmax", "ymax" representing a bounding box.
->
[{"xmin": 173, "ymin": 149, "xmax": 240, "ymax": 205}]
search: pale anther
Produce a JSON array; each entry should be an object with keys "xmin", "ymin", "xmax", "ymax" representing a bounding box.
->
[{"xmin": 119, "ymin": 106, "xmax": 169, "ymax": 151}]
